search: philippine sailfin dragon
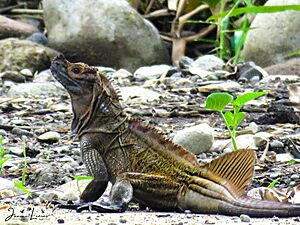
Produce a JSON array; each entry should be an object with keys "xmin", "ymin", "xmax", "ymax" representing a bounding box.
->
[{"xmin": 50, "ymin": 55, "xmax": 300, "ymax": 217}]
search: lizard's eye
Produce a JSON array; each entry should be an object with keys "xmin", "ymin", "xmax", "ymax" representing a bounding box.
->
[{"xmin": 72, "ymin": 68, "xmax": 81, "ymax": 74}]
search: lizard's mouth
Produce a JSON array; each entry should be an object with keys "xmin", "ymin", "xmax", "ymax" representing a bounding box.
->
[{"xmin": 50, "ymin": 54, "xmax": 81, "ymax": 93}]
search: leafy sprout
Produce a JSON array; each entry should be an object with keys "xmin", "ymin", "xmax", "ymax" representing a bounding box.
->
[{"xmin": 205, "ymin": 91, "xmax": 266, "ymax": 151}]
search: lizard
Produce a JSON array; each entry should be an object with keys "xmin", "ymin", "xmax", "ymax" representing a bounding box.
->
[{"xmin": 50, "ymin": 54, "xmax": 300, "ymax": 217}]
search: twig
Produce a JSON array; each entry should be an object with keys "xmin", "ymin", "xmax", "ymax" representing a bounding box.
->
[
  {"xmin": 178, "ymin": 4, "xmax": 209, "ymax": 31},
  {"xmin": 9, "ymin": 9, "xmax": 43, "ymax": 15},
  {"xmin": 259, "ymin": 139, "xmax": 270, "ymax": 162},
  {"xmin": 185, "ymin": 24, "xmax": 216, "ymax": 41},
  {"xmin": 144, "ymin": 9, "xmax": 170, "ymax": 18},
  {"xmin": 0, "ymin": 3, "xmax": 25, "ymax": 14},
  {"xmin": 145, "ymin": 0, "xmax": 155, "ymax": 15}
]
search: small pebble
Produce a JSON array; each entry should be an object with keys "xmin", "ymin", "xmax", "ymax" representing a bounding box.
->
[
  {"xmin": 204, "ymin": 219, "xmax": 216, "ymax": 224},
  {"xmin": 12, "ymin": 127, "xmax": 34, "ymax": 137},
  {"xmin": 270, "ymin": 140, "xmax": 283, "ymax": 148},
  {"xmin": 37, "ymin": 131, "xmax": 61, "ymax": 143},
  {"xmin": 291, "ymin": 174, "xmax": 300, "ymax": 180},
  {"xmin": 119, "ymin": 218, "xmax": 127, "ymax": 223},
  {"xmin": 240, "ymin": 214, "xmax": 251, "ymax": 222},
  {"xmin": 270, "ymin": 173, "xmax": 281, "ymax": 179},
  {"xmin": 57, "ymin": 219, "xmax": 65, "ymax": 224}
]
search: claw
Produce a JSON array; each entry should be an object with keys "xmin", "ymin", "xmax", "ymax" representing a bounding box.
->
[
  {"xmin": 50, "ymin": 200, "xmax": 125, "ymax": 213},
  {"xmin": 76, "ymin": 202, "xmax": 126, "ymax": 213}
]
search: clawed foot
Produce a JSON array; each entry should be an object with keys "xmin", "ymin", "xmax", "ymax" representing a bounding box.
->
[
  {"xmin": 51, "ymin": 200, "xmax": 126, "ymax": 213},
  {"xmin": 77, "ymin": 201, "xmax": 126, "ymax": 213}
]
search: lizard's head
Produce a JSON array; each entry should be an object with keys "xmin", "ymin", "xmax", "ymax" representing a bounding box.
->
[
  {"xmin": 50, "ymin": 55, "xmax": 122, "ymax": 135},
  {"xmin": 50, "ymin": 54, "xmax": 98, "ymax": 94}
]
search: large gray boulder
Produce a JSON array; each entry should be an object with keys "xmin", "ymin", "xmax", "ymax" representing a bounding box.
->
[
  {"xmin": 242, "ymin": 0, "xmax": 300, "ymax": 67},
  {"xmin": 43, "ymin": 0, "xmax": 170, "ymax": 72}
]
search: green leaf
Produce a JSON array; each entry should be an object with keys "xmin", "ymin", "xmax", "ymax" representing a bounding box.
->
[
  {"xmin": 0, "ymin": 155, "xmax": 11, "ymax": 168},
  {"xmin": 205, "ymin": 92, "xmax": 233, "ymax": 113},
  {"xmin": 288, "ymin": 158, "xmax": 300, "ymax": 165},
  {"xmin": 224, "ymin": 111, "xmax": 234, "ymax": 128},
  {"xmin": 71, "ymin": 175, "xmax": 94, "ymax": 181},
  {"xmin": 233, "ymin": 91, "xmax": 266, "ymax": 108},
  {"xmin": 234, "ymin": 112, "xmax": 246, "ymax": 128},
  {"xmin": 14, "ymin": 180, "xmax": 32, "ymax": 197},
  {"xmin": 209, "ymin": 5, "xmax": 300, "ymax": 20},
  {"xmin": 268, "ymin": 178, "xmax": 280, "ymax": 189},
  {"xmin": 286, "ymin": 50, "xmax": 300, "ymax": 58}
]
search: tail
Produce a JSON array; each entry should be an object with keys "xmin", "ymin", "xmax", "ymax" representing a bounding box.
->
[
  {"xmin": 219, "ymin": 197, "xmax": 300, "ymax": 217},
  {"xmin": 178, "ymin": 149, "xmax": 300, "ymax": 217}
]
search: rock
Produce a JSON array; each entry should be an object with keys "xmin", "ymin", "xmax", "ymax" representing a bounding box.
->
[
  {"xmin": 178, "ymin": 56, "xmax": 194, "ymax": 69},
  {"xmin": 60, "ymin": 190, "xmax": 79, "ymax": 202},
  {"xmin": 134, "ymin": 65, "xmax": 171, "ymax": 81},
  {"xmin": 0, "ymin": 15, "xmax": 39, "ymax": 39},
  {"xmin": 112, "ymin": 69, "xmax": 133, "ymax": 86},
  {"xmin": 264, "ymin": 58, "xmax": 300, "ymax": 76},
  {"xmin": 291, "ymin": 174, "xmax": 300, "ymax": 180},
  {"xmin": 56, "ymin": 179, "xmax": 92, "ymax": 200},
  {"xmin": 242, "ymin": 0, "xmax": 300, "ymax": 67},
  {"xmin": 33, "ymin": 69, "xmax": 56, "ymax": 82},
  {"xmin": 197, "ymin": 81, "xmax": 241, "ymax": 93},
  {"xmin": 11, "ymin": 127, "xmax": 34, "ymax": 137},
  {"xmin": 276, "ymin": 153, "xmax": 294, "ymax": 162},
  {"xmin": 269, "ymin": 140, "xmax": 285, "ymax": 153},
  {"xmin": 39, "ymin": 191, "xmax": 59, "ymax": 202},
  {"xmin": 173, "ymin": 123, "xmax": 214, "ymax": 154},
  {"xmin": 237, "ymin": 61, "xmax": 268, "ymax": 82},
  {"xmin": 190, "ymin": 55, "xmax": 224, "ymax": 71},
  {"xmin": 8, "ymin": 146, "xmax": 24, "ymax": 156},
  {"xmin": 119, "ymin": 86, "xmax": 161, "ymax": 102},
  {"xmin": 245, "ymin": 122, "xmax": 259, "ymax": 134},
  {"xmin": 7, "ymin": 82, "xmax": 65, "ymax": 97},
  {"xmin": 26, "ymin": 32, "xmax": 48, "ymax": 46},
  {"xmin": 37, "ymin": 131, "xmax": 61, "ymax": 143},
  {"xmin": 0, "ymin": 71, "xmax": 26, "ymax": 83},
  {"xmin": 20, "ymin": 69, "xmax": 33, "ymax": 78},
  {"xmin": 188, "ymin": 67, "xmax": 213, "ymax": 78},
  {"xmin": 260, "ymin": 75, "xmax": 299, "ymax": 83},
  {"xmin": 0, "ymin": 177, "xmax": 14, "ymax": 190},
  {"xmin": 43, "ymin": 0, "xmax": 170, "ymax": 72},
  {"xmin": 228, "ymin": 134, "xmax": 257, "ymax": 151},
  {"xmin": 0, "ymin": 38, "xmax": 59, "ymax": 73},
  {"xmin": 240, "ymin": 214, "xmax": 251, "ymax": 222},
  {"xmin": 253, "ymin": 132, "xmax": 272, "ymax": 147}
]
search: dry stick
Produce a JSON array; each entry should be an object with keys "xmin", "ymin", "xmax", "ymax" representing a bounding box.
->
[
  {"xmin": 170, "ymin": 0, "xmax": 187, "ymax": 36},
  {"xmin": 144, "ymin": 9, "xmax": 170, "ymax": 19},
  {"xmin": 185, "ymin": 24, "xmax": 216, "ymax": 41},
  {"xmin": 0, "ymin": 3, "xmax": 25, "ymax": 14},
  {"xmin": 145, "ymin": 0, "xmax": 155, "ymax": 15},
  {"xmin": 9, "ymin": 8, "xmax": 43, "ymax": 15},
  {"xmin": 259, "ymin": 139, "xmax": 270, "ymax": 162},
  {"xmin": 178, "ymin": 4, "xmax": 210, "ymax": 32}
]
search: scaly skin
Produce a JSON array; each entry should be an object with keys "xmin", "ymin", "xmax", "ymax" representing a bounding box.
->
[{"xmin": 50, "ymin": 55, "xmax": 300, "ymax": 217}]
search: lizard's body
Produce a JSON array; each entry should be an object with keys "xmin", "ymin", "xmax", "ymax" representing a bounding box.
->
[{"xmin": 50, "ymin": 55, "xmax": 300, "ymax": 217}]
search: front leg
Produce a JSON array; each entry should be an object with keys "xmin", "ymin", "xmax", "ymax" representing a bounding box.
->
[{"xmin": 80, "ymin": 142, "xmax": 109, "ymax": 202}]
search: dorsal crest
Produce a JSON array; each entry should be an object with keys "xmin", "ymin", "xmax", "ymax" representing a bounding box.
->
[
  {"xmin": 128, "ymin": 119, "xmax": 199, "ymax": 167},
  {"xmin": 96, "ymin": 71, "xmax": 122, "ymax": 102}
]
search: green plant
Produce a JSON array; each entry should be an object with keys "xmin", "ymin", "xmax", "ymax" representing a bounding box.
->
[
  {"xmin": 268, "ymin": 178, "xmax": 280, "ymax": 189},
  {"xmin": 205, "ymin": 91, "xmax": 266, "ymax": 151},
  {"xmin": 209, "ymin": 2, "xmax": 300, "ymax": 62},
  {"xmin": 14, "ymin": 144, "xmax": 32, "ymax": 197},
  {"xmin": 71, "ymin": 175, "xmax": 93, "ymax": 181},
  {"xmin": 0, "ymin": 135, "xmax": 11, "ymax": 175}
]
